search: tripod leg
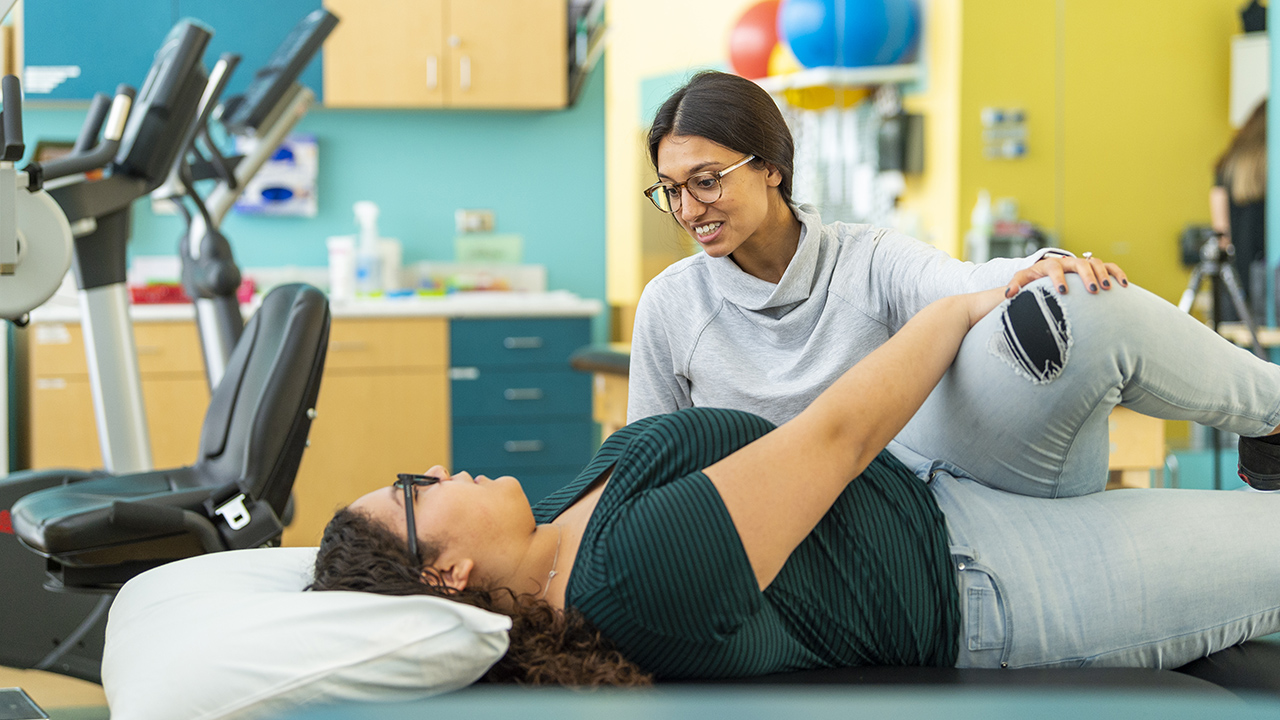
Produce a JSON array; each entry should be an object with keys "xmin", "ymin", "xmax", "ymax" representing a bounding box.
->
[
  {"xmin": 1178, "ymin": 265, "xmax": 1207, "ymax": 313},
  {"xmin": 1219, "ymin": 263, "xmax": 1266, "ymax": 358}
]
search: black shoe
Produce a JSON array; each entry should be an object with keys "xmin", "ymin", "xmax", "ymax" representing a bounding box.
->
[{"xmin": 1238, "ymin": 436, "xmax": 1280, "ymax": 490}]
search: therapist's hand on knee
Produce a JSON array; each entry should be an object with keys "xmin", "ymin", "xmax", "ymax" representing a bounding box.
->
[{"xmin": 1004, "ymin": 255, "xmax": 1129, "ymax": 298}]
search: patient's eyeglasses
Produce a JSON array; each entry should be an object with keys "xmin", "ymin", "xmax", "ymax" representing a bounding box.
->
[
  {"xmin": 393, "ymin": 473, "xmax": 441, "ymax": 565},
  {"xmin": 643, "ymin": 154, "xmax": 755, "ymax": 214}
]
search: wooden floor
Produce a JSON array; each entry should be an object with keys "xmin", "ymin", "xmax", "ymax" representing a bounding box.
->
[{"xmin": 0, "ymin": 666, "xmax": 106, "ymax": 710}]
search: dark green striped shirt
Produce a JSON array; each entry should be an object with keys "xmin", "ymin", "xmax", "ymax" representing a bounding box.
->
[{"xmin": 533, "ymin": 407, "xmax": 960, "ymax": 679}]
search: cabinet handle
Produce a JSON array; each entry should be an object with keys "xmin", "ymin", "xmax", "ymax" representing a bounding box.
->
[
  {"xmin": 427, "ymin": 56, "xmax": 437, "ymax": 89},
  {"xmin": 503, "ymin": 440, "xmax": 544, "ymax": 453},
  {"xmin": 460, "ymin": 55, "xmax": 471, "ymax": 90},
  {"xmin": 503, "ymin": 336, "xmax": 543, "ymax": 350},
  {"xmin": 329, "ymin": 340, "xmax": 369, "ymax": 352},
  {"xmin": 450, "ymin": 367, "xmax": 480, "ymax": 380},
  {"xmin": 504, "ymin": 388, "xmax": 544, "ymax": 401}
]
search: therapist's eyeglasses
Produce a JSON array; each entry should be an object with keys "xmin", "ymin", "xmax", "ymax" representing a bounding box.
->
[
  {"xmin": 393, "ymin": 473, "xmax": 441, "ymax": 565},
  {"xmin": 643, "ymin": 154, "xmax": 756, "ymax": 214}
]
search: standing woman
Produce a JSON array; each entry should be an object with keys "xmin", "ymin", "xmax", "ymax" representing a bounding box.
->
[
  {"xmin": 628, "ymin": 71, "xmax": 1127, "ymax": 427},
  {"xmin": 1209, "ymin": 100, "xmax": 1267, "ymax": 323}
]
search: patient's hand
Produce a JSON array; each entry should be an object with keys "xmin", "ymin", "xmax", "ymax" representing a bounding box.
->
[{"xmin": 1005, "ymin": 255, "xmax": 1129, "ymax": 297}]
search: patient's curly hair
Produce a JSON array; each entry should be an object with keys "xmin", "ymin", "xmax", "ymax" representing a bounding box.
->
[{"xmin": 309, "ymin": 508, "xmax": 651, "ymax": 687}]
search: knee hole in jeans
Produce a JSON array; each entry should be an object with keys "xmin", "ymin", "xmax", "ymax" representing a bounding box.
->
[{"xmin": 988, "ymin": 287, "xmax": 1071, "ymax": 385}]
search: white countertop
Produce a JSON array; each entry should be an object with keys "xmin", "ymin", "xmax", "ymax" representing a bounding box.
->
[{"xmin": 28, "ymin": 290, "xmax": 603, "ymax": 324}]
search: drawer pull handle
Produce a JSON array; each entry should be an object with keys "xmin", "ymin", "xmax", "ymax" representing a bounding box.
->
[
  {"xmin": 504, "ymin": 440, "xmax": 544, "ymax": 453},
  {"xmin": 503, "ymin": 336, "xmax": 543, "ymax": 350},
  {"xmin": 504, "ymin": 388, "xmax": 544, "ymax": 401},
  {"xmin": 450, "ymin": 367, "xmax": 480, "ymax": 381},
  {"xmin": 330, "ymin": 341, "xmax": 369, "ymax": 352}
]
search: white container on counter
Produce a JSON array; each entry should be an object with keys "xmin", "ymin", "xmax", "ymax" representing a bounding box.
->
[{"xmin": 327, "ymin": 236, "xmax": 356, "ymax": 302}]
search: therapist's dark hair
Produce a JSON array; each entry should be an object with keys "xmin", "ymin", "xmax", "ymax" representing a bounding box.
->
[
  {"xmin": 648, "ymin": 70, "xmax": 796, "ymax": 208},
  {"xmin": 309, "ymin": 508, "xmax": 652, "ymax": 687}
]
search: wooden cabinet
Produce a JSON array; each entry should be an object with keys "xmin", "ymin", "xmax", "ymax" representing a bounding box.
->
[
  {"xmin": 321, "ymin": 0, "xmax": 567, "ymax": 109},
  {"xmin": 26, "ymin": 321, "xmax": 208, "ymax": 470},
  {"xmin": 282, "ymin": 317, "xmax": 450, "ymax": 546}
]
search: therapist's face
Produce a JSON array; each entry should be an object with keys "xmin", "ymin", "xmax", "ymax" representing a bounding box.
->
[{"xmin": 656, "ymin": 133, "xmax": 780, "ymax": 260}]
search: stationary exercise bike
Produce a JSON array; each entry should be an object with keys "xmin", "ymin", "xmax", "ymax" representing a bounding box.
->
[
  {"xmin": 156, "ymin": 7, "xmax": 337, "ymax": 388},
  {"xmin": 0, "ymin": 16, "xmax": 332, "ymax": 683}
]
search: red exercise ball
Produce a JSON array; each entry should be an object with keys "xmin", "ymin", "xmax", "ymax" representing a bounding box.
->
[{"xmin": 729, "ymin": 0, "xmax": 781, "ymax": 80}]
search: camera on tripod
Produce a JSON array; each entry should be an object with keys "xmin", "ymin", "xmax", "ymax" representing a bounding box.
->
[{"xmin": 1178, "ymin": 223, "xmax": 1266, "ymax": 356}]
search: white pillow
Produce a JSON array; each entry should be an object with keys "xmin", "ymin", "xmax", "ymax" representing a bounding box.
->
[{"xmin": 102, "ymin": 547, "xmax": 511, "ymax": 720}]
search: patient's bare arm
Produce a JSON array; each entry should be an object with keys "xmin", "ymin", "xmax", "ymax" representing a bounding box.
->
[{"xmin": 704, "ymin": 286, "xmax": 1007, "ymax": 589}]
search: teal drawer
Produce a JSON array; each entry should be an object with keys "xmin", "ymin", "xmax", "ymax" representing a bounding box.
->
[
  {"xmin": 452, "ymin": 369, "xmax": 590, "ymax": 419},
  {"xmin": 452, "ymin": 421, "xmax": 594, "ymax": 469},
  {"xmin": 450, "ymin": 318, "xmax": 590, "ymax": 368}
]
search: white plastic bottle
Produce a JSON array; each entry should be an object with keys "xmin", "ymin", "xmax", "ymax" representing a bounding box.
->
[
  {"xmin": 353, "ymin": 201, "xmax": 382, "ymax": 296},
  {"xmin": 965, "ymin": 189, "xmax": 992, "ymax": 264},
  {"xmin": 326, "ymin": 235, "xmax": 356, "ymax": 303}
]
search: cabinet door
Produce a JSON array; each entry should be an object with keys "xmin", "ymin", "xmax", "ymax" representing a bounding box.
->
[
  {"xmin": 29, "ymin": 377, "xmax": 99, "ymax": 469},
  {"xmin": 28, "ymin": 373, "xmax": 208, "ymax": 470},
  {"xmin": 143, "ymin": 376, "xmax": 210, "ymax": 468},
  {"xmin": 446, "ymin": 0, "xmax": 565, "ymax": 109},
  {"xmin": 27, "ymin": 321, "xmax": 206, "ymax": 471},
  {"xmin": 23, "ymin": 0, "xmax": 174, "ymax": 100},
  {"xmin": 321, "ymin": 0, "xmax": 444, "ymax": 108},
  {"xmin": 283, "ymin": 367, "xmax": 450, "ymax": 547},
  {"xmin": 281, "ymin": 316, "xmax": 450, "ymax": 546}
]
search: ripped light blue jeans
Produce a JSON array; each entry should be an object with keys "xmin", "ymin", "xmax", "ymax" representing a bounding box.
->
[{"xmin": 888, "ymin": 276, "xmax": 1280, "ymax": 669}]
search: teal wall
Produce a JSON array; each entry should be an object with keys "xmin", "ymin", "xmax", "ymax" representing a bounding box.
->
[{"xmin": 24, "ymin": 63, "xmax": 608, "ymax": 341}]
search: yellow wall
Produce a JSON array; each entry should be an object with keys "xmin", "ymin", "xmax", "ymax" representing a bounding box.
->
[
  {"xmin": 950, "ymin": 0, "xmax": 1239, "ymax": 303},
  {"xmin": 956, "ymin": 0, "xmax": 1059, "ymax": 255},
  {"xmin": 900, "ymin": 0, "xmax": 962, "ymax": 254},
  {"xmin": 1060, "ymin": 0, "xmax": 1238, "ymax": 303}
]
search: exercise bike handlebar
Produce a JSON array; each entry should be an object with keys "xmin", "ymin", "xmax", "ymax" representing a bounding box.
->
[
  {"xmin": 1, "ymin": 75, "xmax": 23, "ymax": 162},
  {"xmin": 155, "ymin": 53, "xmax": 241, "ymax": 201},
  {"xmin": 38, "ymin": 85, "xmax": 135, "ymax": 181},
  {"xmin": 72, "ymin": 93, "xmax": 112, "ymax": 154}
]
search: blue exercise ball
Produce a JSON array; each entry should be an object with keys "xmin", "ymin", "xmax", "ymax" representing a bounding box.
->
[{"xmin": 779, "ymin": 0, "xmax": 920, "ymax": 68}]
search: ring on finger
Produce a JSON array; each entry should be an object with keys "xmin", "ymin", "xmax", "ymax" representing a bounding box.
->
[{"xmin": 1082, "ymin": 251, "xmax": 1093, "ymax": 259}]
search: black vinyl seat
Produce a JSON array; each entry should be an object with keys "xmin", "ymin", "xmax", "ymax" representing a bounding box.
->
[{"xmin": 11, "ymin": 283, "xmax": 330, "ymax": 590}]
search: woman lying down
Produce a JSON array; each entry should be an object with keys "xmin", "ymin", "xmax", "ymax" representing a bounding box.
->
[{"xmin": 310, "ymin": 277, "xmax": 1280, "ymax": 685}]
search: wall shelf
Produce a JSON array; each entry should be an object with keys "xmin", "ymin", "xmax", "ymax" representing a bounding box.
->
[{"xmin": 755, "ymin": 64, "xmax": 922, "ymax": 93}]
